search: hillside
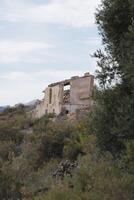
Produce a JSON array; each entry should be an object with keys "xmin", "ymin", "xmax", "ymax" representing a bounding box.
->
[
  {"xmin": 1, "ymin": 0, "xmax": 134, "ymax": 199},
  {"xmin": 0, "ymin": 106, "xmax": 134, "ymax": 200}
]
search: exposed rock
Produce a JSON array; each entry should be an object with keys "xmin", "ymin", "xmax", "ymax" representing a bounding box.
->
[{"xmin": 52, "ymin": 160, "xmax": 77, "ymax": 179}]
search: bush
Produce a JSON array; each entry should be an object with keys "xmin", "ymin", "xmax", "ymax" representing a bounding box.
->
[
  {"xmin": 32, "ymin": 153, "xmax": 134, "ymax": 200},
  {"xmin": 0, "ymin": 165, "xmax": 22, "ymax": 200}
]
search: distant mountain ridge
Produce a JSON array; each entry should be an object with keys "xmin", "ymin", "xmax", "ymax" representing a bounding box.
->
[
  {"xmin": 0, "ymin": 100, "xmax": 39, "ymax": 113},
  {"xmin": 0, "ymin": 106, "xmax": 7, "ymax": 113},
  {"xmin": 24, "ymin": 99, "xmax": 40, "ymax": 107},
  {"xmin": 15, "ymin": 99, "xmax": 40, "ymax": 108}
]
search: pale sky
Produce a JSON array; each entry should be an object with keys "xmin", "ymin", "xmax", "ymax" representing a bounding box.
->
[{"xmin": 0, "ymin": 0, "xmax": 102, "ymax": 106}]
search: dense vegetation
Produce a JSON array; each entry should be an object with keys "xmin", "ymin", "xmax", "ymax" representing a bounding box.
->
[
  {"xmin": 0, "ymin": 105, "xmax": 134, "ymax": 199},
  {"xmin": 0, "ymin": 0, "xmax": 134, "ymax": 199},
  {"xmin": 93, "ymin": 0, "xmax": 134, "ymax": 155}
]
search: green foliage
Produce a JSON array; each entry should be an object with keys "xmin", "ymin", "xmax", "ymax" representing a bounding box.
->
[
  {"xmin": 38, "ymin": 133, "xmax": 64, "ymax": 162},
  {"xmin": 93, "ymin": 0, "xmax": 134, "ymax": 154},
  {"xmin": 0, "ymin": 128, "xmax": 24, "ymax": 144},
  {"xmin": 33, "ymin": 154, "xmax": 134, "ymax": 200},
  {"xmin": 33, "ymin": 113, "xmax": 56, "ymax": 133},
  {"xmin": 91, "ymin": 87, "xmax": 134, "ymax": 154},
  {"xmin": 0, "ymin": 107, "xmax": 27, "ymax": 164},
  {"xmin": 121, "ymin": 141, "xmax": 134, "ymax": 174},
  {"xmin": 96, "ymin": 0, "xmax": 133, "ymax": 65},
  {"xmin": 0, "ymin": 164, "xmax": 22, "ymax": 200},
  {"xmin": 33, "ymin": 120, "xmax": 90, "ymax": 165},
  {"xmin": 0, "ymin": 105, "xmax": 30, "ymax": 129},
  {"xmin": 63, "ymin": 139, "xmax": 83, "ymax": 160},
  {"xmin": 0, "ymin": 106, "xmax": 133, "ymax": 200},
  {"xmin": 71, "ymin": 155, "xmax": 134, "ymax": 200},
  {"xmin": 0, "ymin": 1, "xmax": 134, "ymax": 198}
]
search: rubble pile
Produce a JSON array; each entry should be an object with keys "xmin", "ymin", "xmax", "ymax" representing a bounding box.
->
[{"xmin": 63, "ymin": 90, "xmax": 70, "ymax": 104}]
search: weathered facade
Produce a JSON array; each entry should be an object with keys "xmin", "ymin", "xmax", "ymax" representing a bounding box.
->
[{"xmin": 29, "ymin": 72, "xmax": 94, "ymax": 119}]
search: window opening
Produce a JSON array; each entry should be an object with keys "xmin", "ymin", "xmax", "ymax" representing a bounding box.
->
[
  {"xmin": 49, "ymin": 88, "xmax": 52, "ymax": 104},
  {"xmin": 63, "ymin": 83, "xmax": 70, "ymax": 104}
]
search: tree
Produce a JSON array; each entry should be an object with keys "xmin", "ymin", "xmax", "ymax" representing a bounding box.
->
[{"xmin": 92, "ymin": 0, "xmax": 134, "ymax": 154}]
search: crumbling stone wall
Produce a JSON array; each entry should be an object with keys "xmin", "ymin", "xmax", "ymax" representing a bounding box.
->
[{"xmin": 29, "ymin": 72, "xmax": 94, "ymax": 119}]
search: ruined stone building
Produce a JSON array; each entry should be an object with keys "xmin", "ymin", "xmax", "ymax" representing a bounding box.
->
[{"xmin": 29, "ymin": 72, "xmax": 94, "ymax": 119}]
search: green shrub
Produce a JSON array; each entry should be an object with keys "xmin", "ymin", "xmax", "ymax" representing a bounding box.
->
[{"xmin": 0, "ymin": 165, "xmax": 22, "ymax": 200}]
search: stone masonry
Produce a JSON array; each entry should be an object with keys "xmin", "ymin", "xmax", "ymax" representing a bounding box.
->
[{"xmin": 29, "ymin": 72, "xmax": 94, "ymax": 119}]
